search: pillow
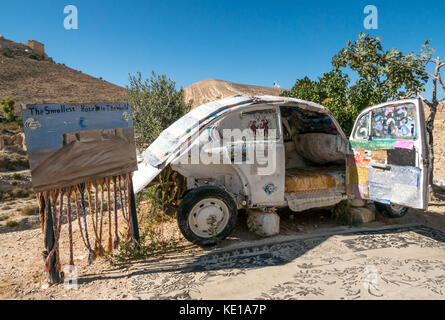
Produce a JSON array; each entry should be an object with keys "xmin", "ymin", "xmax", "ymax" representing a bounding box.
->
[{"xmin": 293, "ymin": 133, "xmax": 345, "ymax": 164}]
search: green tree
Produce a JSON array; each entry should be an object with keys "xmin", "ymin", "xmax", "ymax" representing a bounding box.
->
[
  {"xmin": 281, "ymin": 76, "xmax": 326, "ymax": 103},
  {"xmin": 128, "ymin": 71, "xmax": 191, "ymax": 150},
  {"xmin": 284, "ymin": 34, "xmax": 431, "ymax": 136},
  {"xmin": 128, "ymin": 71, "xmax": 191, "ymax": 208},
  {"xmin": 282, "ymin": 70, "xmax": 356, "ymax": 134},
  {"xmin": 332, "ymin": 34, "xmax": 429, "ymax": 104},
  {"xmin": 333, "ymin": 34, "xmax": 444, "ymax": 194},
  {"xmin": 1, "ymin": 98, "xmax": 15, "ymax": 122},
  {"xmin": 318, "ymin": 70, "xmax": 356, "ymax": 134},
  {"xmin": 285, "ymin": 33, "xmax": 444, "ymax": 194}
]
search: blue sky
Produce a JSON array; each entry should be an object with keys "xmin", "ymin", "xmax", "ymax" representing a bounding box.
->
[{"xmin": 1, "ymin": 0, "xmax": 444, "ymax": 99}]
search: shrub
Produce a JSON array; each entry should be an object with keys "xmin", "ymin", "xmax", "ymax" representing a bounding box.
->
[
  {"xmin": 1, "ymin": 98, "xmax": 15, "ymax": 122},
  {"xmin": 128, "ymin": 71, "xmax": 190, "ymax": 208},
  {"xmin": 6, "ymin": 220, "xmax": 19, "ymax": 228},
  {"xmin": 1, "ymin": 48, "xmax": 14, "ymax": 58},
  {"xmin": 12, "ymin": 173, "xmax": 22, "ymax": 180},
  {"xmin": 0, "ymin": 191, "xmax": 11, "ymax": 202},
  {"xmin": 331, "ymin": 200, "xmax": 354, "ymax": 226},
  {"xmin": 28, "ymin": 53, "xmax": 44, "ymax": 60},
  {"xmin": 11, "ymin": 187, "xmax": 32, "ymax": 198},
  {"xmin": 5, "ymin": 153, "xmax": 29, "ymax": 170},
  {"xmin": 20, "ymin": 205, "xmax": 39, "ymax": 216},
  {"xmin": 128, "ymin": 71, "xmax": 191, "ymax": 150}
]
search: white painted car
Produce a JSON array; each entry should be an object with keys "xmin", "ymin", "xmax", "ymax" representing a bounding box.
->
[{"xmin": 133, "ymin": 95, "xmax": 429, "ymax": 245}]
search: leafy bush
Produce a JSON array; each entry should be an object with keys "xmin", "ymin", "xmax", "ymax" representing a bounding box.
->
[
  {"xmin": 128, "ymin": 71, "xmax": 191, "ymax": 150},
  {"xmin": 128, "ymin": 71, "xmax": 190, "ymax": 208},
  {"xmin": 282, "ymin": 70, "xmax": 357, "ymax": 135},
  {"xmin": 1, "ymin": 98, "xmax": 15, "ymax": 122},
  {"xmin": 1, "ymin": 48, "xmax": 14, "ymax": 58},
  {"xmin": 28, "ymin": 53, "xmax": 43, "ymax": 60},
  {"xmin": 6, "ymin": 220, "xmax": 19, "ymax": 228},
  {"xmin": 12, "ymin": 173, "xmax": 22, "ymax": 180},
  {"xmin": 331, "ymin": 200, "xmax": 354, "ymax": 226}
]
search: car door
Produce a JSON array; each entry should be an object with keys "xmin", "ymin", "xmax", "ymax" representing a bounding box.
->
[
  {"xmin": 347, "ymin": 98, "xmax": 429, "ymax": 210},
  {"xmin": 225, "ymin": 105, "xmax": 285, "ymax": 206}
]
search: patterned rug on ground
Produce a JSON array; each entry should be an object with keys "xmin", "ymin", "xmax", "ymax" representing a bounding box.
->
[{"xmin": 129, "ymin": 225, "xmax": 445, "ymax": 300}]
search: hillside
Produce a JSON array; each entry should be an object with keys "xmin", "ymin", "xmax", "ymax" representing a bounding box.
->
[
  {"xmin": 432, "ymin": 101, "xmax": 445, "ymax": 179},
  {"xmin": 0, "ymin": 37, "xmax": 128, "ymax": 113},
  {"xmin": 183, "ymin": 78, "xmax": 285, "ymax": 108}
]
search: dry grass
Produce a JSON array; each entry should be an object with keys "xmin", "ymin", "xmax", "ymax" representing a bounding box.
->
[
  {"xmin": 0, "ymin": 188, "xmax": 34, "ymax": 201},
  {"xmin": 5, "ymin": 220, "xmax": 18, "ymax": 228},
  {"xmin": 19, "ymin": 205, "xmax": 39, "ymax": 216},
  {"xmin": 11, "ymin": 188, "xmax": 33, "ymax": 198},
  {"xmin": 0, "ymin": 153, "xmax": 29, "ymax": 171}
]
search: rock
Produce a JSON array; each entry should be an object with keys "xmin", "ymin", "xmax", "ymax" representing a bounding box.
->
[
  {"xmin": 350, "ymin": 199, "xmax": 366, "ymax": 207},
  {"xmin": 20, "ymin": 133, "xmax": 26, "ymax": 151},
  {"xmin": 13, "ymin": 134, "xmax": 23, "ymax": 146},
  {"xmin": 247, "ymin": 210, "xmax": 280, "ymax": 237},
  {"xmin": 350, "ymin": 206, "xmax": 376, "ymax": 224}
]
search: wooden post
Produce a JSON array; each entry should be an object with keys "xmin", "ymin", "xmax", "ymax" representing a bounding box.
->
[
  {"xmin": 41, "ymin": 194, "xmax": 62, "ymax": 284},
  {"xmin": 129, "ymin": 180, "xmax": 140, "ymax": 247}
]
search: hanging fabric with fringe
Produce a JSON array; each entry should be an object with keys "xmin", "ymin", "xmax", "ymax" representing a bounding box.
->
[
  {"xmin": 37, "ymin": 174, "xmax": 137, "ymax": 283},
  {"xmin": 21, "ymin": 102, "xmax": 138, "ymax": 285}
]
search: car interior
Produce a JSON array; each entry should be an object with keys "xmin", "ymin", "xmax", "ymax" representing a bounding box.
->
[{"xmin": 279, "ymin": 106, "xmax": 347, "ymax": 195}]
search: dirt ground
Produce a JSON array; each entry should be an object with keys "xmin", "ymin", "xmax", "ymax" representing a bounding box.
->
[
  {"xmin": 0, "ymin": 196, "xmax": 444, "ymax": 300},
  {"xmin": 0, "ymin": 103, "xmax": 444, "ymax": 300}
]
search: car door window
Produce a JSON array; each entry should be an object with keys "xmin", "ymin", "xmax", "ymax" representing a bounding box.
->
[
  {"xmin": 240, "ymin": 108, "xmax": 280, "ymax": 141},
  {"xmin": 370, "ymin": 103, "xmax": 417, "ymax": 140},
  {"xmin": 353, "ymin": 112, "xmax": 370, "ymax": 140}
]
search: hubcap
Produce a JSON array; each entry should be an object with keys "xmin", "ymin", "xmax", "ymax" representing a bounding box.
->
[
  {"xmin": 188, "ymin": 198, "xmax": 229, "ymax": 238},
  {"xmin": 390, "ymin": 203, "xmax": 405, "ymax": 215}
]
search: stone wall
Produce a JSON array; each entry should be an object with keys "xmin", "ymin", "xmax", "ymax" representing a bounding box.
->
[{"xmin": 27, "ymin": 40, "xmax": 45, "ymax": 56}]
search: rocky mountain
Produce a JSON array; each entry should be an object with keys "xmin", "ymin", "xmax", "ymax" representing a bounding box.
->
[
  {"xmin": 0, "ymin": 36, "xmax": 128, "ymax": 114},
  {"xmin": 183, "ymin": 78, "xmax": 285, "ymax": 108}
]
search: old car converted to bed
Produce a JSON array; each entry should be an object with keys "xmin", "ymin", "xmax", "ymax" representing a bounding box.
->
[{"xmin": 133, "ymin": 95, "xmax": 429, "ymax": 245}]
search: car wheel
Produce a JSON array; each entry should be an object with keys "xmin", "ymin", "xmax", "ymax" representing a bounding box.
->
[
  {"xmin": 374, "ymin": 202, "xmax": 408, "ymax": 218},
  {"xmin": 177, "ymin": 186, "xmax": 238, "ymax": 246}
]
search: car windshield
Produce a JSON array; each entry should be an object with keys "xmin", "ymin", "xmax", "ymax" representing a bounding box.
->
[{"xmin": 141, "ymin": 95, "xmax": 253, "ymax": 167}]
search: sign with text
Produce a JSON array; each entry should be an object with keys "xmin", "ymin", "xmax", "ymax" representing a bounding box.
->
[{"xmin": 22, "ymin": 102, "xmax": 137, "ymax": 192}]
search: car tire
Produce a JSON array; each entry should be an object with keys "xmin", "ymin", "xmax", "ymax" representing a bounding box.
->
[
  {"xmin": 374, "ymin": 202, "xmax": 408, "ymax": 218},
  {"xmin": 177, "ymin": 186, "xmax": 238, "ymax": 246}
]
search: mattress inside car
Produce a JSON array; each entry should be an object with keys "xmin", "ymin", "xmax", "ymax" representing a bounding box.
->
[{"xmin": 285, "ymin": 167, "xmax": 345, "ymax": 193}]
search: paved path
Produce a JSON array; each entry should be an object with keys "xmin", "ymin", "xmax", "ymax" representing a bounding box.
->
[{"xmin": 129, "ymin": 225, "xmax": 445, "ymax": 300}]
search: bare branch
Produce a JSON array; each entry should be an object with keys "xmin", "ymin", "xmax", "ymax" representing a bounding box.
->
[
  {"xmin": 418, "ymin": 92, "xmax": 433, "ymax": 108},
  {"xmin": 385, "ymin": 55, "xmax": 439, "ymax": 80},
  {"xmin": 416, "ymin": 58, "xmax": 436, "ymax": 63},
  {"xmin": 393, "ymin": 60, "xmax": 437, "ymax": 78},
  {"xmin": 439, "ymin": 74, "xmax": 445, "ymax": 93},
  {"xmin": 400, "ymin": 91, "xmax": 416, "ymax": 99}
]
